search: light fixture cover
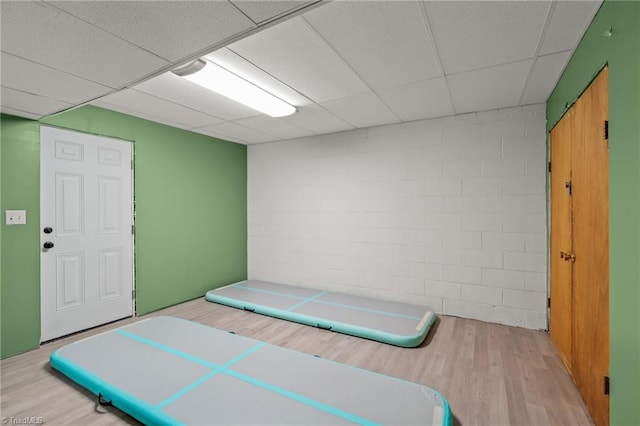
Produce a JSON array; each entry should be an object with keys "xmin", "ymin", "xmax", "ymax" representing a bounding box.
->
[{"xmin": 173, "ymin": 59, "xmax": 296, "ymax": 118}]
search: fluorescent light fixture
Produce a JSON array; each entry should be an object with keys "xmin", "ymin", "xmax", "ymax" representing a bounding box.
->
[{"xmin": 173, "ymin": 59, "xmax": 296, "ymax": 118}]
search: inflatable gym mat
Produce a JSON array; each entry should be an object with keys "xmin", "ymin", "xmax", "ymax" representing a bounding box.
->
[
  {"xmin": 205, "ymin": 280, "xmax": 436, "ymax": 347},
  {"xmin": 50, "ymin": 316, "xmax": 451, "ymax": 425}
]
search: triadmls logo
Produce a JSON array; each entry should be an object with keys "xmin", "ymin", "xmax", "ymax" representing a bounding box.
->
[{"xmin": 2, "ymin": 417, "xmax": 44, "ymax": 425}]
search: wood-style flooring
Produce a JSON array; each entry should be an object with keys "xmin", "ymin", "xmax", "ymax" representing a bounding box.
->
[{"xmin": 0, "ymin": 298, "xmax": 594, "ymax": 425}]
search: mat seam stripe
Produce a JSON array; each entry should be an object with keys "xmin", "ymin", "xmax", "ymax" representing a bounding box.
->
[
  {"xmin": 234, "ymin": 284, "xmax": 312, "ymax": 300},
  {"xmin": 231, "ymin": 284, "xmax": 423, "ymax": 320},
  {"xmin": 117, "ymin": 329, "xmax": 379, "ymax": 425},
  {"xmin": 226, "ymin": 369, "xmax": 380, "ymax": 426},
  {"xmin": 286, "ymin": 290, "xmax": 328, "ymax": 311},
  {"xmin": 156, "ymin": 370, "xmax": 220, "ymax": 409},
  {"xmin": 155, "ymin": 342, "xmax": 266, "ymax": 408},
  {"xmin": 313, "ymin": 299, "xmax": 422, "ymax": 320}
]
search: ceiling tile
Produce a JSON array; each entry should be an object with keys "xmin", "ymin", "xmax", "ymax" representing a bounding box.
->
[
  {"xmin": 233, "ymin": 115, "xmax": 314, "ymax": 140},
  {"xmin": 193, "ymin": 127, "xmax": 245, "ymax": 144},
  {"xmin": 281, "ymin": 104, "xmax": 354, "ymax": 135},
  {"xmin": 228, "ymin": 17, "xmax": 369, "ymax": 102},
  {"xmin": 0, "ymin": 106, "xmax": 41, "ymax": 120},
  {"xmin": 321, "ymin": 92, "xmax": 399, "ymax": 128},
  {"xmin": 425, "ymin": 1, "xmax": 550, "ymax": 74},
  {"xmin": 1, "ymin": 86, "xmax": 73, "ymax": 116},
  {"xmin": 376, "ymin": 77, "xmax": 454, "ymax": 121},
  {"xmin": 200, "ymin": 122, "xmax": 277, "ymax": 144},
  {"xmin": 205, "ymin": 48, "xmax": 311, "ymax": 107},
  {"xmin": 91, "ymin": 99, "xmax": 190, "ymax": 131},
  {"xmin": 448, "ymin": 60, "xmax": 533, "ymax": 114},
  {"xmin": 95, "ymin": 89, "xmax": 225, "ymax": 129},
  {"xmin": 133, "ymin": 72, "xmax": 258, "ymax": 121},
  {"xmin": 230, "ymin": 1, "xmax": 314, "ymax": 24},
  {"xmin": 0, "ymin": 1, "xmax": 169, "ymax": 88},
  {"xmin": 48, "ymin": 1, "xmax": 256, "ymax": 62},
  {"xmin": 0, "ymin": 0, "xmax": 597, "ymax": 143},
  {"xmin": 1, "ymin": 52, "xmax": 112, "ymax": 104},
  {"xmin": 304, "ymin": 1, "xmax": 441, "ymax": 90},
  {"xmin": 540, "ymin": 1, "xmax": 602, "ymax": 55},
  {"xmin": 521, "ymin": 51, "xmax": 572, "ymax": 104}
]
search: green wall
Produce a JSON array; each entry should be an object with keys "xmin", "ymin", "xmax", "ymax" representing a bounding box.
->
[
  {"xmin": 0, "ymin": 116, "xmax": 42, "ymax": 357},
  {"xmin": 1, "ymin": 106, "xmax": 247, "ymax": 358},
  {"xmin": 546, "ymin": 1, "xmax": 640, "ymax": 424}
]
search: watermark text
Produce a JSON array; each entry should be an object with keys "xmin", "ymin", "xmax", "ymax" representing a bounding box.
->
[{"xmin": 1, "ymin": 417, "xmax": 44, "ymax": 425}]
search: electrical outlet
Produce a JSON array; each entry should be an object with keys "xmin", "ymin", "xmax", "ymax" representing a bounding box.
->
[{"xmin": 5, "ymin": 210, "xmax": 27, "ymax": 225}]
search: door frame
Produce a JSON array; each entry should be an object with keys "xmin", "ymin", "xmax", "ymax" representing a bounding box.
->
[
  {"xmin": 548, "ymin": 114, "xmax": 574, "ymax": 371},
  {"xmin": 39, "ymin": 125, "xmax": 136, "ymax": 342}
]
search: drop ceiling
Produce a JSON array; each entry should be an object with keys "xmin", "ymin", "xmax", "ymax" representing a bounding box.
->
[{"xmin": 1, "ymin": 1, "xmax": 602, "ymax": 145}]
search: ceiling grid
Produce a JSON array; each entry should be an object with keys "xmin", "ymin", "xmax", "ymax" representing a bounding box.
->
[{"xmin": 0, "ymin": 0, "xmax": 603, "ymax": 144}]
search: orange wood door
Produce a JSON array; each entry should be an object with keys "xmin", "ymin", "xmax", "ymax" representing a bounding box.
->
[
  {"xmin": 548, "ymin": 67, "xmax": 609, "ymax": 426},
  {"xmin": 549, "ymin": 110, "xmax": 574, "ymax": 372},
  {"xmin": 571, "ymin": 67, "xmax": 609, "ymax": 426}
]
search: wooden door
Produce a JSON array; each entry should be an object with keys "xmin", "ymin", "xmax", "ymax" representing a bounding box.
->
[
  {"xmin": 570, "ymin": 67, "xmax": 609, "ymax": 426},
  {"xmin": 549, "ymin": 110, "xmax": 574, "ymax": 372},
  {"xmin": 548, "ymin": 67, "xmax": 609, "ymax": 426}
]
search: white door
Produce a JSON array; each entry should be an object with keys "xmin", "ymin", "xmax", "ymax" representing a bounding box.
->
[{"xmin": 40, "ymin": 126, "xmax": 134, "ymax": 341}]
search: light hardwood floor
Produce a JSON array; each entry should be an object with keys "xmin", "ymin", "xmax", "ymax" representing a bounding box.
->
[{"xmin": 1, "ymin": 298, "xmax": 594, "ymax": 425}]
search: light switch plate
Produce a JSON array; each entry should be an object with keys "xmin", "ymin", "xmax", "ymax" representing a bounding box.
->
[{"xmin": 5, "ymin": 210, "xmax": 27, "ymax": 225}]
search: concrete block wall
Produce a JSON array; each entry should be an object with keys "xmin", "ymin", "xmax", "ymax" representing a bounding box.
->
[{"xmin": 248, "ymin": 104, "xmax": 547, "ymax": 329}]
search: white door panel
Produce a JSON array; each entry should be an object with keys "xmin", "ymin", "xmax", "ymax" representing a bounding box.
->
[{"xmin": 41, "ymin": 126, "xmax": 133, "ymax": 341}]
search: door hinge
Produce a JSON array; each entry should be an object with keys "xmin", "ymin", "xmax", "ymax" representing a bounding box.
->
[
  {"xmin": 547, "ymin": 297, "xmax": 551, "ymax": 308},
  {"xmin": 131, "ymin": 224, "xmax": 135, "ymax": 235},
  {"xmin": 548, "ymin": 162, "xmax": 551, "ymax": 173},
  {"xmin": 132, "ymin": 289, "xmax": 136, "ymax": 300},
  {"xmin": 604, "ymin": 376, "xmax": 610, "ymax": 395},
  {"xmin": 604, "ymin": 120, "xmax": 609, "ymax": 140}
]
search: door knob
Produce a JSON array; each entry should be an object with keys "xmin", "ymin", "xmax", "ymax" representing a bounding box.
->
[
  {"xmin": 43, "ymin": 241, "xmax": 54, "ymax": 249},
  {"xmin": 560, "ymin": 251, "xmax": 575, "ymax": 262},
  {"xmin": 43, "ymin": 227, "xmax": 53, "ymax": 234}
]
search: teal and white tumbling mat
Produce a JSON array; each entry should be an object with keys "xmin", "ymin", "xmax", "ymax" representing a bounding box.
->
[
  {"xmin": 50, "ymin": 316, "xmax": 452, "ymax": 425},
  {"xmin": 205, "ymin": 280, "xmax": 436, "ymax": 347}
]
